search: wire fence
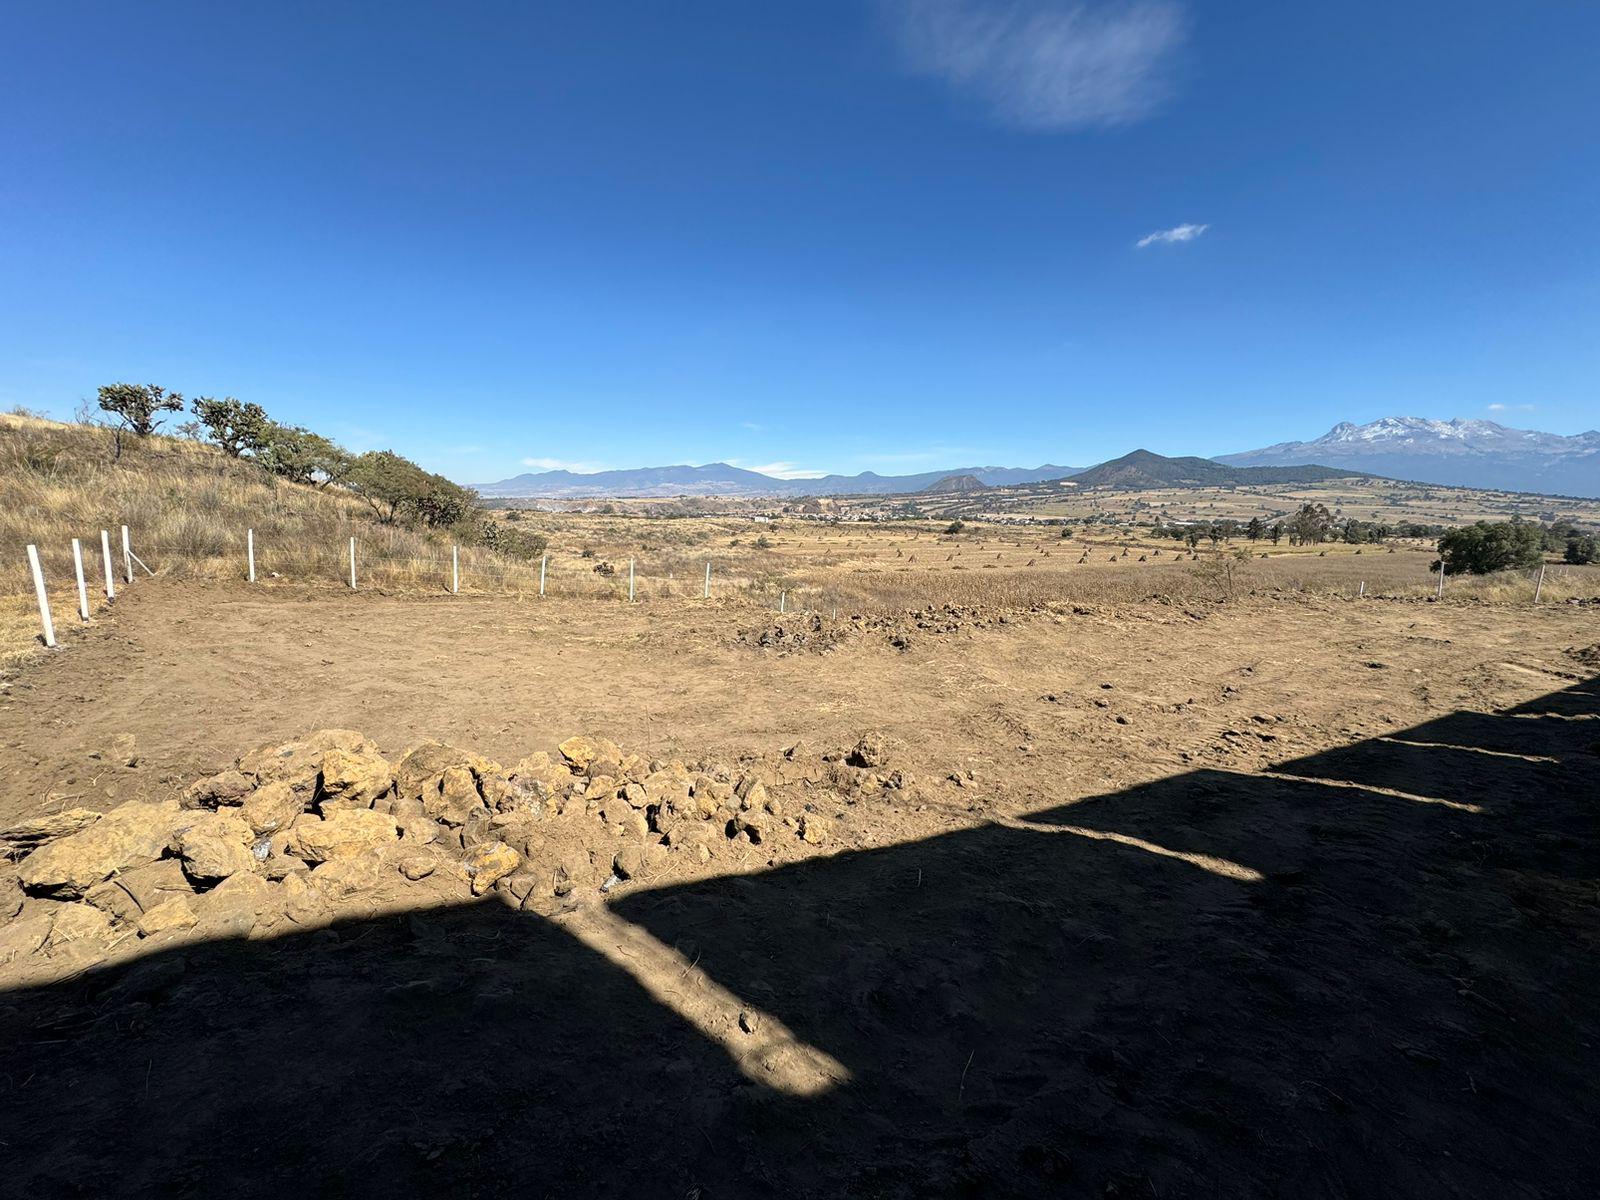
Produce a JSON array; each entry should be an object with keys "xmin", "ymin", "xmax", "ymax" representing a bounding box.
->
[{"xmin": 9, "ymin": 525, "xmax": 1597, "ymax": 659}]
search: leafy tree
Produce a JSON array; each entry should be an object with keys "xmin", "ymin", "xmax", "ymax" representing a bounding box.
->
[
  {"xmin": 1285, "ymin": 503, "xmax": 1334, "ymax": 546},
  {"xmin": 414, "ymin": 479, "xmax": 478, "ymax": 528},
  {"xmin": 96, "ymin": 382, "xmax": 183, "ymax": 458},
  {"xmin": 1269, "ymin": 522, "xmax": 1283, "ymax": 545},
  {"xmin": 258, "ymin": 424, "xmax": 351, "ymax": 488},
  {"xmin": 348, "ymin": 450, "xmax": 433, "ymax": 523},
  {"xmin": 944, "ymin": 519, "xmax": 965, "ymax": 535},
  {"xmin": 1565, "ymin": 534, "xmax": 1597, "ymax": 565},
  {"xmin": 192, "ymin": 396, "xmax": 270, "ymax": 458},
  {"xmin": 1245, "ymin": 517, "xmax": 1265, "ymax": 541},
  {"xmin": 1436, "ymin": 521, "xmax": 1545, "ymax": 575}
]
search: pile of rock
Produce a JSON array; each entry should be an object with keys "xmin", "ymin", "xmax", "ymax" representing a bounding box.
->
[{"xmin": 1, "ymin": 728, "xmax": 859, "ymax": 979}]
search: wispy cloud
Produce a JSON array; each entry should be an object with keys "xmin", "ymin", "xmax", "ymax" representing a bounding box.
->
[
  {"xmin": 1136, "ymin": 221, "xmax": 1208, "ymax": 248},
  {"xmin": 1486, "ymin": 403, "xmax": 1536, "ymax": 413},
  {"xmin": 886, "ymin": 0, "xmax": 1186, "ymax": 131},
  {"xmin": 520, "ymin": 456, "xmax": 609, "ymax": 473},
  {"xmin": 740, "ymin": 421, "xmax": 766, "ymax": 432},
  {"xmin": 731, "ymin": 459, "xmax": 826, "ymax": 480}
]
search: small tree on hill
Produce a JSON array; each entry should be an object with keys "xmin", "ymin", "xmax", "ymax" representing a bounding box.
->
[
  {"xmin": 1245, "ymin": 517, "xmax": 1265, "ymax": 541},
  {"xmin": 258, "ymin": 424, "xmax": 351, "ymax": 488},
  {"xmin": 348, "ymin": 450, "xmax": 432, "ymax": 523},
  {"xmin": 1436, "ymin": 521, "xmax": 1545, "ymax": 575},
  {"xmin": 97, "ymin": 382, "xmax": 184, "ymax": 458},
  {"xmin": 192, "ymin": 396, "xmax": 270, "ymax": 458},
  {"xmin": 1565, "ymin": 534, "xmax": 1597, "ymax": 565}
]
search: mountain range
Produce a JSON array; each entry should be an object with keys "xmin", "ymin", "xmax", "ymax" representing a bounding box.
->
[
  {"xmin": 475, "ymin": 417, "xmax": 1598, "ymax": 500},
  {"xmin": 477, "ymin": 463, "xmax": 1084, "ymax": 499},
  {"xmin": 1216, "ymin": 418, "xmax": 1598, "ymax": 497}
]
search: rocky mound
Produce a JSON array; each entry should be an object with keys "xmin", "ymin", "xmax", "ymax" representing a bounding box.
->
[{"xmin": 1, "ymin": 730, "xmax": 915, "ymax": 982}]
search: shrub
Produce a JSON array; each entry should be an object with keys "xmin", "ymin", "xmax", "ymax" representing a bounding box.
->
[
  {"xmin": 1436, "ymin": 521, "xmax": 1545, "ymax": 575},
  {"xmin": 1566, "ymin": 534, "xmax": 1598, "ymax": 565}
]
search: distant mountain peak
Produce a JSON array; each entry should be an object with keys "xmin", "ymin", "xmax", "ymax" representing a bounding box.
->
[{"xmin": 1218, "ymin": 415, "xmax": 1598, "ymax": 498}]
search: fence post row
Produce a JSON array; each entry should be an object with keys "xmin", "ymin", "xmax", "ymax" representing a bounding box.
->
[
  {"xmin": 71, "ymin": 538, "xmax": 89, "ymax": 621},
  {"xmin": 26, "ymin": 544, "xmax": 56, "ymax": 649}
]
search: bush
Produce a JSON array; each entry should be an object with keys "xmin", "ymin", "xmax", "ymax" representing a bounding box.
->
[
  {"xmin": 1436, "ymin": 521, "xmax": 1545, "ymax": 575},
  {"xmin": 1566, "ymin": 534, "xmax": 1598, "ymax": 565},
  {"xmin": 477, "ymin": 519, "xmax": 546, "ymax": 559}
]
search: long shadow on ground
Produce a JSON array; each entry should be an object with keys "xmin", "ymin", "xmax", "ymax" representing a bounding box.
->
[{"xmin": 2, "ymin": 679, "xmax": 1597, "ymax": 1198}]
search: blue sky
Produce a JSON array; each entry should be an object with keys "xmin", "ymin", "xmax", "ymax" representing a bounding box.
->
[{"xmin": 3, "ymin": 2, "xmax": 1596, "ymax": 482}]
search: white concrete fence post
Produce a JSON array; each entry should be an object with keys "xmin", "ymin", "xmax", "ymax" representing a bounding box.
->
[
  {"xmin": 71, "ymin": 538, "xmax": 89, "ymax": 621},
  {"xmin": 1436, "ymin": 563, "xmax": 1445, "ymax": 599},
  {"xmin": 26, "ymin": 545, "xmax": 56, "ymax": 648},
  {"xmin": 704, "ymin": 561, "xmax": 711, "ymax": 599},
  {"xmin": 1534, "ymin": 564, "xmax": 1545, "ymax": 604},
  {"xmin": 628, "ymin": 558, "xmax": 636, "ymax": 603},
  {"xmin": 121, "ymin": 525, "xmax": 132, "ymax": 585},
  {"xmin": 539, "ymin": 554, "xmax": 547, "ymax": 597},
  {"xmin": 779, "ymin": 589, "xmax": 787, "ymax": 613},
  {"xmin": 1358, "ymin": 581, "xmax": 1365, "ymax": 598},
  {"xmin": 452, "ymin": 545, "xmax": 459, "ymax": 594},
  {"xmin": 349, "ymin": 537, "xmax": 357, "ymax": 590},
  {"xmin": 247, "ymin": 529, "xmax": 256, "ymax": 583},
  {"xmin": 100, "ymin": 529, "xmax": 116, "ymax": 601}
]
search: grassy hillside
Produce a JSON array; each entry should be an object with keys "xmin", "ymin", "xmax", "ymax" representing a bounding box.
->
[{"xmin": 0, "ymin": 413, "xmax": 538, "ymax": 667}]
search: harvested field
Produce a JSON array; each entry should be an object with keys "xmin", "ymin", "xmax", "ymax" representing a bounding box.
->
[{"xmin": 2, "ymin": 572, "xmax": 1598, "ymax": 1197}]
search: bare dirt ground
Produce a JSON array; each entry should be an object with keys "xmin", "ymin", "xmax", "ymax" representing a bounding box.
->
[{"xmin": 1, "ymin": 579, "xmax": 1597, "ymax": 1197}]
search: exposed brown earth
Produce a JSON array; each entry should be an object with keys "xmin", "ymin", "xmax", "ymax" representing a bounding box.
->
[{"xmin": 1, "ymin": 580, "xmax": 1596, "ymax": 1197}]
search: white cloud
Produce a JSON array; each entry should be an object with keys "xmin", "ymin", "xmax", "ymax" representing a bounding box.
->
[
  {"xmin": 520, "ymin": 457, "xmax": 609, "ymax": 473},
  {"xmin": 746, "ymin": 461, "xmax": 826, "ymax": 480},
  {"xmin": 1136, "ymin": 221, "xmax": 1208, "ymax": 248},
  {"xmin": 1486, "ymin": 403, "xmax": 1535, "ymax": 413},
  {"xmin": 886, "ymin": 0, "xmax": 1186, "ymax": 131}
]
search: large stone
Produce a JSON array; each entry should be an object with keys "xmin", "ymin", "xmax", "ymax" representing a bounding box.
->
[
  {"xmin": 1, "ymin": 807, "xmax": 102, "ymax": 853},
  {"xmin": 558, "ymin": 735, "xmax": 621, "ymax": 772},
  {"xmin": 799, "ymin": 814, "xmax": 833, "ymax": 846},
  {"xmin": 398, "ymin": 816, "xmax": 441, "ymax": 846},
  {"xmin": 177, "ymin": 812, "xmax": 256, "ymax": 889},
  {"xmin": 240, "ymin": 780, "xmax": 305, "ymax": 837},
  {"xmin": 424, "ymin": 765, "xmax": 485, "ymax": 826},
  {"xmin": 0, "ymin": 915, "xmax": 55, "ymax": 965},
  {"xmin": 84, "ymin": 878, "xmax": 143, "ymax": 925},
  {"xmin": 17, "ymin": 800, "xmax": 178, "ymax": 899},
  {"xmin": 182, "ymin": 769, "xmax": 254, "ymax": 809},
  {"xmin": 394, "ymin": 742, "xmax": 480, "ymax": 802},
  {"xmin": 112, "ymin": 858, "xmax": 194, "ymax": 913},
  {"xmin": 240, "ymin": 730, "xmax": 374, "ymax": 798},
  {"xmin": 46, "ymin": 902, "xmax": 114, "ymax": 949},
  {"xmin": 465, "ymin": 841, "xmax": 521, "ymax": 896},
  {"xmin": 290, "ymin": 810, "xmax": 399, "ymax": 863},
  {"xmin": 0, "ymin": 869, "xmax": 23, "ymax": 920},
  {"xmin": 138, "ymin": 896, "xmax": 198, "ymax": 937},
  {"xmin": 308, "ymin": 851, "xmax": 386, "ymax": 904},
  {"xmin": 319, "ymin": 748, "xmax": 394, "ymax": 810}
]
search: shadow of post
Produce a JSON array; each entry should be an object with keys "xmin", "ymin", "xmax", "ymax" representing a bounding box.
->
[{"xmin": 2, "ymin": 679, "xmax": 1596, "ymax": 1197}]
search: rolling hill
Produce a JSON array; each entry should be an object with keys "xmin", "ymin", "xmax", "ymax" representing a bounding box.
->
[{"xmin": 1070, "ymin": 450, "xmax": 1368, "ymax": 490}]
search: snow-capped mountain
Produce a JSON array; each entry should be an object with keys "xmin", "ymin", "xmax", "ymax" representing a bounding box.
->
[{"xmin": 1218, "ymin": 417, "xmax": 1599, "ymax": 497}]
